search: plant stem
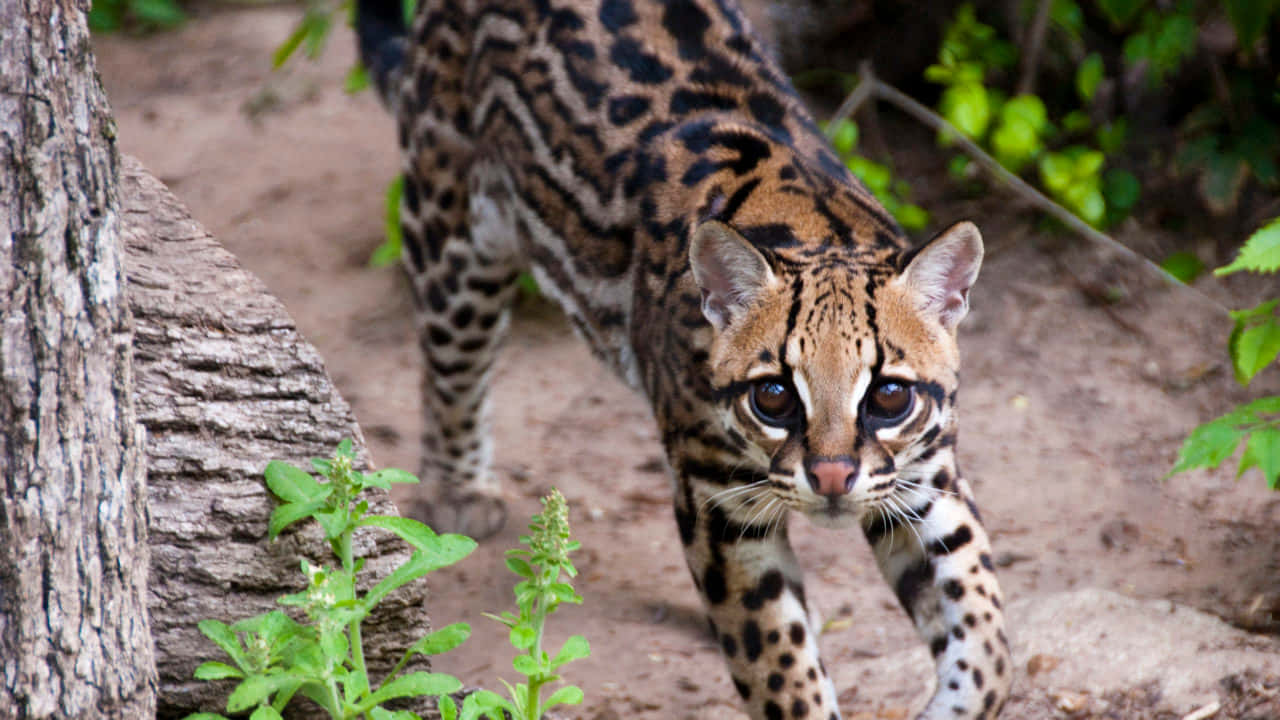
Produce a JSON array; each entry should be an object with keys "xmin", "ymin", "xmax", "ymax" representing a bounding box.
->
[{"xmin": 338, "ymin": 529, "xmax": 369, "ymax": 700}]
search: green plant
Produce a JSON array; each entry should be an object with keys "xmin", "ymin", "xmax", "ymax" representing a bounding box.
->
[
  {"xmin": 88, "ymin": 0, "xmax": 184, "ymax": 32},
  {"xmin": 184, "ymin": 440, "xmax": 476, "ymax": 720},
  {"xmin": 828, "ymin": 119, "xmax": 930, "ymax": 232},
  {"xmin": 1172, "ymin": 218, "xmax": 1280, "ymax": 488},
  {"xmin": 458, "ymin": 488, "xmax": 590, "ymax": 720}
]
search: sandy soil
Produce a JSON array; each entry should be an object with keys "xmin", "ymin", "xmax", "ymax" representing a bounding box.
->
[{"xmin": 95, "ymin": 6, "xmax": 1280, "ymax": 718}]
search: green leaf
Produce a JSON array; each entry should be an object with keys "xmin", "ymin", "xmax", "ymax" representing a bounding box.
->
[
  {"xmin": 249, "ymin": 706, "xmax": 284, "ymax": 720},
  {"xmin": 462, "ymin": 689, "xmax": 515, "ymax": 720},
  {"xmin": 505, "ymin": 557, "xmax": 534, "ymax": 579},
  {"xmin": 1103, "ymin": 169, "xmax": 1140, "ymax": 211},
  {"xmin": 1159, "ymin": 252, "xmax": 1204, "ymax": 284},
  {"xmin": 1244, "ymin": 428, "xmax": 1280, "ymax": 489},
  {"xmin": 360, "ymin": 515, "xmax": 447, "ymax": 555},
  {"xmin": 313, "ymin": 508, "xmax": 349, "ymax": 540},
  {"xmin": 1171, "ymin": 419, "xmax": 1247, "ymax": 475},
  {"xmin": 511, "ymin": 653, "xmax": 541, "ymax": 678},
  {"xmin": 272, "ymin": 23, "xmax": 310, "ymax": 69},
  {"xmin": 227, "ymin": 675, "xmax": 274, "ymax": 713},
  {"xmin": 1225, "ymin": 0, "xmax": 1276, "ymax": 52},
  {"xmin": 197, "ymin": 620, "xmax": 248, "ymax": 669},
  {"xmin": 509, "ymin": 625, "xmax": 536, "ymax": 650},
  {"xmin": 130, "ymin": 0, "xmax": 184, "ymax": 26},
  {"xmin": 345, "ymin": 63, "xmax": 371, "ymax": 94},
  {"xmin": 551, "ymin": 635, "xmax": 590, "ymax": 668},
  {"xmin": 1231, "ymin": 317, "xmax": 1280, "ymax": 385},
  {"xmin": 268, "ymin": 500, "xmax": 324, "ymax": 541},
  {"xmin": 264, "ymin": 461, "xmax": 324, "ymax": 503},
  {"xmin": 541, "ymin": 685, "xmax": 584, "ymax": 711},
  {"xmin": 359, "ymin": 672, "xmax": 463, "ymax": 711},
  {"xmin": 1076, "ymin": 53, "xmax": 1104, "ymax": 103},
  {"xmin": 194, "ymin": 662, "xmax": 244, "ymax": 681},
  {"xmin": 438, "ymin": 695, "xmax": 458, "ymax": 720},
  {"xmin": 363, "ymin": 538, "xmax": 475, "ymax": 610},
  {"xmin": 830, "ymin": 119, "xmax": 858, "ymax": 155},
  {"xmin": 1097, "ymin": 0, "xmax": 1145, "ymax": 27},
  {"xmin": 370, "ymin": 468, "xmax": 419, "ymax": 485},
  {"xmin": 939, "ymin": 82, "xmax": 991, "ymax": 141},
  {"xmin": 181, "ymin": 714, "xmax": 231, "ymax": 720},
  {"xmin": 1216, "ymin": 218, "xmax": 1280, "ymax": 276},
  {"xmin": 894, "ymin": 203, "xmax": 930, "ymax": 232},
  {"xmin": 371, "ymin": 175, "xmax": 405, "ymax": 268},
  {"xmin": 409, "ymin": 622, "xmax": 471, "ymax": 656}
]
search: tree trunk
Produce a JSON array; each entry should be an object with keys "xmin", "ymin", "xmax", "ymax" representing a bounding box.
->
[
  {"xmin": 0, "ymin": 0, "xmax": 157, "ymax": 717},
  {"xmin": 118, "ymin": 156, "xmax": 434, "ymax": 719}
]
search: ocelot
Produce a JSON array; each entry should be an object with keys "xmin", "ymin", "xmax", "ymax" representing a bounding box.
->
[{"xmin": 355, "ymin": 0, "xmax": 1011, "ymax": 717}]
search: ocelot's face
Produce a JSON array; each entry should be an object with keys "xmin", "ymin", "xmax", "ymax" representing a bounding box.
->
[{"xmin": 707, "ymin": 260, "xmax": 964, "ymax": 530}]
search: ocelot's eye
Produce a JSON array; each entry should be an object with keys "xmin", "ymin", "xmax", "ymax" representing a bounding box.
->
[
  {"xmin": 865, "ymin": 380, "xmax": 915, "ymax": 423},
  {"xmin": 749, "ymin": 379, "xmax": 801, "ymax": 426}
]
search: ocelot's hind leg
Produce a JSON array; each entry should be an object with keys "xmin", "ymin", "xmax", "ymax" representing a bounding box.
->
[{"xmin": 395, "ymin": 17, "xmax": 517, "ymax": 539}]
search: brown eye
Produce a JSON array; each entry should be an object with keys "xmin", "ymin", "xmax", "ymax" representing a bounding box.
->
[
  {"xmin": 750, "ymin": 380, "xmax": 800, "ymax": 426},
  {"xmin": 866, "ymin": 380, "xmax": 915, "ymax": 422}
]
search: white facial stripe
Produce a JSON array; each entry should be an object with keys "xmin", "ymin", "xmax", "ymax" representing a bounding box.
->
[
  {"xmin": 848, "ymin": 365, "xmax": 873, "ymax": 420},
  {"xmin": 791, "ymin": 368, "xmax": 814, "ymax": 418}
]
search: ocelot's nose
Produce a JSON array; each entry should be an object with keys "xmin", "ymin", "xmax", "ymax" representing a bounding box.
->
[{"xmin": 805, "ymin": 457, "xmax": 856, "ymax": 497}]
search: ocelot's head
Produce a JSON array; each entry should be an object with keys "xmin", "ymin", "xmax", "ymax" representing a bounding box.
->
[{"xmin": 690, "ymin": 218, "xmax": 982, "ymax": 529}]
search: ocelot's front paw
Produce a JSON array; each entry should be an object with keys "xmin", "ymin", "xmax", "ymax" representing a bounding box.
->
[{"xmin": 401, "ymin": 489, "xmax": 508, "ymax": 540}]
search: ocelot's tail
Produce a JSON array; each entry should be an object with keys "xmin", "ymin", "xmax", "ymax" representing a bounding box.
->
[{"xmin": 356, "ymin": 0, "xmax": 409, "ymax": 108}]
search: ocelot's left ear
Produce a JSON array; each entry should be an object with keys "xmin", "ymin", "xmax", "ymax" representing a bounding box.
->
[{"xmin": 899, "ymin": 221, "xmax": 983, "ymax": 331}]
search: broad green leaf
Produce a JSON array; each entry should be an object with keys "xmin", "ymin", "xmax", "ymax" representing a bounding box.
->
[
  {"xmin": 511, "ymin": 653, "xmax": 541, "ymax": 677},
  {"xmin": 359, "ymin": 672, "xmax": 462, "ymax": 711},
  {"xmin": 1076, "ymin": 53, "xmax": 1104, "ymax": 103},
  {"xmin": 551, "ymin": 635, "xmax": 590, "ymax": 668},
  {"xmin": 1217, "ymin": 218, "xmax": 1280, "ymax": 276},
  {"xmin": 1097, "ymin": 0, "xmax": 1145, "ymax": 27},
  {"xmin": 181, "ymin": 714, "xmax": 230, "ymax": 720},
  {"xmin": 345, "ymin": 64, "xmax": 371, "ymax": 94},
  {"xmin": 939, "ymin": 83, "xmax": 990, "ymax": 141},
  {"xmin": 314, "ymin": 508, "xmax": 349, "ymax": 540},
  {"xmin": 505, "ymin": 557, "xmax": 534, "ymax": 579},
  {"xmin": 197, "ymin": 620, "xmax": 248, "ymax": 669},
  {"xmin": 439, "ymin": 695, "xmax": 458, "ymax": 720},
  {"xmin": 249, "ymin": 706, "xmax": 284, "ymax": 720},
  {"xmin": 1103, "ymin": 169, "xmax": 1140, "ymax": 211},
  {"xmin": 227, "ymin": 675, "xmax": 274, "ymax": 713},
  {"xmin": 1225, "ymin": 0, "xmax": 1275, "ymax": 51},
  {"xmin": 409, "ymin": 622, "xmax": 471, "ymax": 656},
  {"xmin": 194, "ymin": 662, "xmax": 244, "ymax": 681},
  {"xmin": 268, "ymin": 500, "xmax": 324, "ymax": 541},
  {"xmin": 1239, "ymin": 427, "xmax": 1280, "ymax": 489},
  {"xmin": 1159, "ymin": 252, "xmax": 1204, "ymax": 284},
  {"xmin": 1171, "ymin": 420, "xmax": 1246, "ymax": 475},
  {"xmin": 895, "ymin": 203, "xmax": 929, "ymax": 232},
  {"xmin": 357, "ymin": 515, "xmax": 442, "ymax": 553},
  {"xmin": 509, "ymin": 625, "xmax": 536, "ymax": 650},
  {"xmin": 830, "ymin": 120, "xmax": 858, "ymax": 155},
  {"xmin": 1231, "ymin": 317, "xmax": 1280, "ymax": 385},
  {"xmin": 461, "ymin": 689, "xmax": 515, "ymax": 720},
  {"xmin": 371, "ymin": 175, "xmax": 405, "ymax": 268},
  {"xmin": 336, "ymin": 438, "xmax": 355, "ymax": 456},
  {"xmin": 264, "ymin": 461, "xmax": 323, "ymax": 503},
  {"xmin": 541, "ymin": 685, "xmax": 584, "ymax": 711},
  {"xmin": 370, "ymin": 468, "xmax": 419, "ymax": 485}
]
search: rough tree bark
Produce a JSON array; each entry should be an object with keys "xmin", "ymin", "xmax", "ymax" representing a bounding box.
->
[
  {"xmin": 118, "ymin": 157, "xmax": 433, "ymax": 719},
  {"xmin": 0, "ymin": 1, "xmax": 157, "ymax": 717}
]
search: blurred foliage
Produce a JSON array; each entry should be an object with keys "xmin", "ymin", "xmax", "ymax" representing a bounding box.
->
[
  {"xmin": 829, "ymin": 119, "xmax": 930, "ymax": 232},
  {"xmin": 89, "ymin": 0, "xmax": 184, "ymax": 32}
]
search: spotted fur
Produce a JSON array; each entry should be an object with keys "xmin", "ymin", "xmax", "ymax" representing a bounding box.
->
[{"xmin": 358, "ymin": 0, "xmax": 1011, "ymax": 717}]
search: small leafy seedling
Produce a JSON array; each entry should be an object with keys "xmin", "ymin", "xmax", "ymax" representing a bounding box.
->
[
  {"xmin": 184, "ymin": 439, "xmax": 476, "ymax": 720},
  {"xmin": 1172, "ymin": 218, "xmax": 1280, "ymax": 489},
  {"xmin": 458, "ymin": 488, "xmax": 590, "ymax": 720}
]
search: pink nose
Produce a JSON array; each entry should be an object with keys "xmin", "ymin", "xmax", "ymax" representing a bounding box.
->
[{"xmin": 806, "ymin": 458, "xmax": 856, "ymax": 497}]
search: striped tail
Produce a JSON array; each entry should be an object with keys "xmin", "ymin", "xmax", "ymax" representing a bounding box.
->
[{"xmin": 356, "ymin": 0, "xmax": 409, "ymax": 108}]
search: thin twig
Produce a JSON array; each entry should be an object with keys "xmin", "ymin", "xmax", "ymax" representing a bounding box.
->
[
  {"xmin": 823, "ymin": 67, "xmax": 1230, "ymax": 316},
  {"xmin": 1017, "ymin": 0, "xmax": 1054, "ymax": 96},
  {"xmin": 824, "ymin": 61, "xmax": 877, "ymax": 139}
]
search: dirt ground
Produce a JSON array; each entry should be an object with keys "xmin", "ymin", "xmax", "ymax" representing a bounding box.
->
[{"xmin": 95, "ymin": 6, "xmax": 1280, "ymax": 719}]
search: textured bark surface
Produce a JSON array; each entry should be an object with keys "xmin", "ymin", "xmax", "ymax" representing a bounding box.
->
[
  {"xmin": 0, "ymin": 1, "xmax": 157, "ymax": 718},
  {"xmin": 118, "ymin": 156, "xmax": 433, "ymax": 718}
]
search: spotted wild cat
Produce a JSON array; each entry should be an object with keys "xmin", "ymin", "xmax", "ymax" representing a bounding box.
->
[{"xmin": 355, "ymin": 0, "xmax": 1011, "ymax": 717}]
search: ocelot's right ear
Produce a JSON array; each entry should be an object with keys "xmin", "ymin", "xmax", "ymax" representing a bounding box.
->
[{"xmin": 689, "ymin": 221, "xmax": 779, "ymax": 331}]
